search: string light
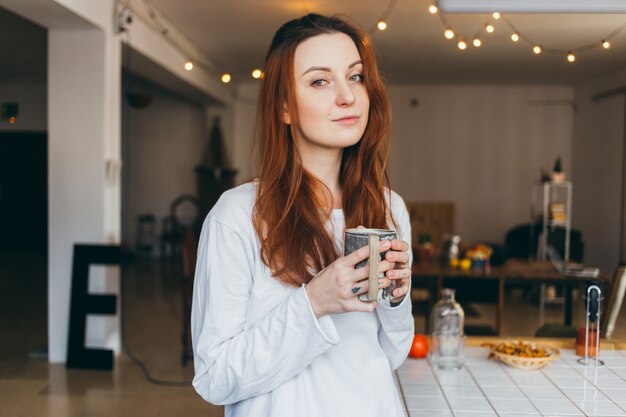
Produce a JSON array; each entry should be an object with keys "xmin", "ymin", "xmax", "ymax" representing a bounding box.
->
[
  {"xmin": 184, "ymin": 60, "xmax": 193, "ymax": 71},
  {"xmin": 9, "ymin": 116, "xmax": 16, "ymax": 124},
  {"xmin": 429, "ymin": 5, "xmax": 438, "ymax": 14},
  {"xmin": 252, "ymin": 69, "xmax": 263, "ymax": 79},
  {"xmin": 377, "ymin": 20, "xmax": 387, "ymax": 31},
  {"xmin": 221, "ymin": 73, "xmax": 231, "ymax": 83},
  {"xmin": 429, "ymin": 6, "xmax": 625, "ymax": 62}
]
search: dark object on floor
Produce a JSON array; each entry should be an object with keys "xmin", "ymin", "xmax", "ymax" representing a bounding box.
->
[
  {"xmin": 67, "ymin": 244, "xmax": 121, "ymax": 371},
  {"xmin": 504, "ymin": 223, "xmax": 584, "ymax": 262},
  {"xmin": 180, "ymin": 227, "xmax": 198, "ymax": 366},
  {"xmin": 535, "ymin": 323, "xmax": 577, "ymax": 338}
]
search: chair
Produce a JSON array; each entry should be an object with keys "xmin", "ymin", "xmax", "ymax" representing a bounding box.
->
[
  {"xmin": 602, "ymin": 266, "xmax": 626, "ymax": 339},
  {"xmin": 180, "ymin": 226, "xmax": 198, "ymax": 366}
]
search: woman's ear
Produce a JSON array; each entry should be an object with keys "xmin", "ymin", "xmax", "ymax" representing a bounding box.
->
[{"xmin": 282, "ymin": 103, "xmax": 291, "ymax": 125}]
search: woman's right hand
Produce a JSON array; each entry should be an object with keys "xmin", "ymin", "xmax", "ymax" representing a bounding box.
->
[{"xmin": 305, "ymin": 239, "xmax": 394, "ymax": 317}]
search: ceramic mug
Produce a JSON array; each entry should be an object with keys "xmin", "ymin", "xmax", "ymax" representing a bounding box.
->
[{"xmin": 344, "ymin": 228, "xmax": 397, "ymax": 302}]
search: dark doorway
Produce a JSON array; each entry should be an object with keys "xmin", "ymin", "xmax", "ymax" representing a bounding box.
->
[{"xmin": 0, "ymin": 132, "xmax": 48, "ymax": 253}]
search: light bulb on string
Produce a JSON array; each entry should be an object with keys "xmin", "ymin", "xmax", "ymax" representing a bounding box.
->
[
  {"xmin": 533, "ymin": 45, "xmax": 542, "ymax": 54},
  {"xmin": 377, "ymin": 20, "xmax": 387, "ymax": 31},
  {"xmin": 252, "ymin": 69, "xmax": 263, "ymax": 79},
  {"xmin": 492, "ymin": 12, "xmax": 501, "ymax": 19},
  {"xmin": 444, "ymin": 28, "xmax": 455, "ymax": 39},
  {"xmin": 511, "ymin": 32, "xmax": 520, "ymax": 42},
  {"xmin": 221, "ymin": 73, "xmax": 231, "ymax": 83},
  {"xmin": 473, "ymin": 37, "xmax": 482, "ymax": 47},
  {"xmin": 458, "ymin": 39, "xmax": 467, "ymax": 50},
  {"xmin": 602, "ymin": 40, "xmax": 611, "ymax": 49},
  {"xmin": 567, "ymin": 51, "xmax": 575, "ymax": 62},
  {"xmin": 485, "ymin": 23, "xmax": 494, "ymax": 33},
  {"xmin": 184, "ymin": 60, "xmax": 193, "ymax": 71},
  {"xmin": 429, "ymin": 5, "xmax": 438, "ymax": 14}
]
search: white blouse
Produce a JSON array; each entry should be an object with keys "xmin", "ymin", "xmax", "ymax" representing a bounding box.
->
[{"xmin": 191, "ymin": 182, "xmax": 413, "ymax": 417}]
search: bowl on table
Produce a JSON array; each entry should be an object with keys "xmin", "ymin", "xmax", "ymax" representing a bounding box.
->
[{"xmin": 486, "ymin": 340, "xmax": 560, "ymax": 370}]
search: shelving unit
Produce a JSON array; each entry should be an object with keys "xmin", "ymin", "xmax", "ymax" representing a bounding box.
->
[
  {"xmin": 530, "ymin": 180, "xmax": 573, "ymax": 326},
  {"xmin": 531, "ymin": 180, "xmax": 572, "ymax": 262}
]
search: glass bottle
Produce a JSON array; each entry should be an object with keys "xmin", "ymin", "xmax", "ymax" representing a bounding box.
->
[{"xmin": 430, "ymin": 288, "xmax": 465, "ymax": 370}]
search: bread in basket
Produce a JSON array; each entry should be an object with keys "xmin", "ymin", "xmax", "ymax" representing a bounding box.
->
[{"xmin": 485, "ymin": 340, "xmax": 560, "ymax": 370}]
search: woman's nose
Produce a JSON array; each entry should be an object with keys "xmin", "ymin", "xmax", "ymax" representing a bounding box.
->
[{"xmin": 335, "ymin": 81, "xmax": 356, "ymax": 106}]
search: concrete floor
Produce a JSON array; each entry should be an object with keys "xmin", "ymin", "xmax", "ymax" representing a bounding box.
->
[{"xmin": 1, "ymin": 252, "xmax": 624, "ymax": 416}]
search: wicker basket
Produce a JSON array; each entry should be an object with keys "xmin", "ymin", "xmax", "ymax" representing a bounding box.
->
[{"xmin": 492, "ymin": 344, "xmax": 560, "ymax": 370}]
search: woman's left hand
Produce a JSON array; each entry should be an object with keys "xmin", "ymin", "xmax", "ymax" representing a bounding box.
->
[{"xmin": 383, "ymin": 239, "xmax": 411, "ymax": 304}]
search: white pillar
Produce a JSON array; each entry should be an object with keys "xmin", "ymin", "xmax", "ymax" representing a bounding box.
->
[{"xmin": 48, "ymin": 25, "xmax": 121, "ymax": 363}]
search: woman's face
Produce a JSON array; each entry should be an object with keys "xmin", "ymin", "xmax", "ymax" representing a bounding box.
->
[{"xmin": 289, "ymin": 32, "xmax": 370, "ymax": 153}]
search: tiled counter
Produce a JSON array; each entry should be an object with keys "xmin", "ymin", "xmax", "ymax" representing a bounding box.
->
[{"xmin": 396, "ymin": 347, "xmax": 626, "ymax": 417}]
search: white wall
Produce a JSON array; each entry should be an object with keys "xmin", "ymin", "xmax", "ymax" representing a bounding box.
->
[
  {"xmin": 127, "ymin": 81, "xmax": 206, "ymax": 252},
  {"xmin": 573, "ymin": 69, "xmax": 626, "ymax": 273},
  {"xmin": 0, "ymin": 83, "xmax": 46, "ymax": 131},
  {"xmin": 232, "ymin": 83, "xmax": 260, "ymax": 184},
  {"xmin": 388, "ymin": 85, "xmax": 574, "ymax": 244}
]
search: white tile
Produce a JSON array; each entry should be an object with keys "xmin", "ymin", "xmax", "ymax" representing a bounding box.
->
[
  {"xmin": 490, "ymin": 397, "xmax": 538, "ymax": 413},
  {"xmin": 441, "ymin": 384, "xmax": 484, "ymax": 398},
  {"xmin": 591, "ymin": 378, "xmax": 626, "ymax": 390},
  {"xmin": 545, "ymin": 367, "xmax": 581, "ymax": 377},
  {"xmin": 437, "ymin": 373, "xmax": 477, "ymax": 386},
  {"xmin": 447, "ymin": 397, "xmax": 494, "ymax": 412},
  {"xmin": 482, "ymin": 385, "xmax": 525, "ymax": 399},
  {"xmin": 530, "ymin": 399, "xmax": 584, "ymax": 415},
  {"xmin": 408, "ymin": 411, "xmax": 453, "ymax": 417},
  {"xmin": 521, "ymin": 386, "xmax": 567, "ymax": 400},
  {"xmin": 405, "ymin": 395, "xmax": 450, "ymax": 411},
  {"xmin": 472, "ymin": 374, "xmax": 512, "ymax": 386},
  {"xmin": 601, "ymin": 389, "xmax": 626, "ymax": 402},
  {"xmin": 399, "ymin": 376, "xmax": 438, "ymax": 386},
  {"xmin": 577, "ymin": 401, "xmax": 626, "ymax": 416},
  {"xmin": 576, "ymin": 367, "xmax": 620, "ymax": 378},
  {"xmin": 560, "ymin": 349, "xmax": 579, "ymax": 358},
  {"xmin": 509, "ymin": 374, "xmax": 554, "ymax": 387},
  {"xmin": 496, "ymin": 414, "xmax": 541, "ymax": 416},
  {"xmin": 467, "ymin": 365, "xmax": 507, "ymax": 375},
  {"xmin": 453, "ymin": 412, "xmax": 498, "ymax": 417},
  {"xmin": 562, "ymin": 388, "xmax": 610, "ymax": 402},
  {"xmin": 616, "ymin": 402, "xmax": 626, "ymax": 411},
  {"xmin": 547, "ymin": 375, "xmax": 591, "ymax": 388},
  {"xmin": 402, "ymin": 385, "xmax": 444, "ymax": 397}
]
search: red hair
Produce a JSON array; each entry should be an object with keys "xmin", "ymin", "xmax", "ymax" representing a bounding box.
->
[{"xmin": 253, "ymin": 14, "xmax": 394, "ymax": 286}]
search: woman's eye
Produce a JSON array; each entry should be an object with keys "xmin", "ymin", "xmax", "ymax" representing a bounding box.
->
[
  {"xmin": 349, "ymin": 74, "xmax": 364, "ymax": 82},
  {"xmin": 311, "ymin": 79, "xmax": 328, "ymax": 87}
]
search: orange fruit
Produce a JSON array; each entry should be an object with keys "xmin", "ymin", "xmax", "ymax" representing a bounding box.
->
[{"xmin": 408, "ymin": 334, "xmax": 429, "ymax": 359}]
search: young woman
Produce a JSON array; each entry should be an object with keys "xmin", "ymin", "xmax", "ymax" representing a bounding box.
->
[{"xmin": 192, "ymin": 13, "xmax": 413, "ymax": 417}]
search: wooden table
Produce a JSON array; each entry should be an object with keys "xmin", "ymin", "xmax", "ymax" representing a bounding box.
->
[{"xmin": 412, "ymin": 260, "xmax": 609, "ymax": 335}]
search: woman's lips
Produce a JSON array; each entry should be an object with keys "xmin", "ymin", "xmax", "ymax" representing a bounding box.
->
[{"xmin": 333, "ymin": 116, "xmax": 360, "ymax": 125}]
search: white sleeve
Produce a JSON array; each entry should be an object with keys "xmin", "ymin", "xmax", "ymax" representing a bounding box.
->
[
  {"xmin": 191, "ymin": 216, "xmax": 340, "ymax": 405},
  {"xmin": 376, "ymin": 194, "xmax": 414, "ymax": 370}
]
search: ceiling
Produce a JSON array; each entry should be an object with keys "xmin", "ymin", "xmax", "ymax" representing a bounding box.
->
[
  {"xmin": 144, "ymin": 0, "xmax": 626, "ymax": 84},
  {"xmin": 1, "ymin": 1, "xmax": 626, "ymax": 88}
]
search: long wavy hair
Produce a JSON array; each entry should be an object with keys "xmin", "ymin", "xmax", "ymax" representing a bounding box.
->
[{"xmin": 253, "ymin": 13, "xmax": 394, "ymax": 286}]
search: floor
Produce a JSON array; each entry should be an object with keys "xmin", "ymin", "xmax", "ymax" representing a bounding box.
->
[{"xmin": 1, "ymin": 252, "xmax": 625, "ymax": 416}]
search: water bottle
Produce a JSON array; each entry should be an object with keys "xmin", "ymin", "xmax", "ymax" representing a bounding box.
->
[{"xmin": 430, "ymin": 288, "xmax": 465, "ymax": 370}]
